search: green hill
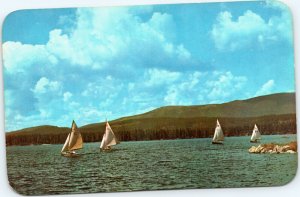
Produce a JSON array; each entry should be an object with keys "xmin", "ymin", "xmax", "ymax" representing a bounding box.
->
[
  {"xmin": 115, "ymin": 92, "xmax": 295, "ymax": 120},
  {"xmin": 6, "ymin": 92, "xmax": 296, "ymax": 146}
]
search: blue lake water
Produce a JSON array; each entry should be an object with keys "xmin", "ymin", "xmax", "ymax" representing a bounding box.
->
[{"xmin": 6, "ymin": 135, "xmax": 298, "ymax": 195}]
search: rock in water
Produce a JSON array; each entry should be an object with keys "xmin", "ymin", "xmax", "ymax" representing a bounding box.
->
[
  {"xmin": 248, "ymin": 141, "xmax": 297, "ymax": 154},
  {"xmin": 248, "ymin": 146, "xmax": 257, "ymax": 153}
]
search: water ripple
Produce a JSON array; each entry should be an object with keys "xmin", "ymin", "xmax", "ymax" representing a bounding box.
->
[{"xmin": 7, "ymin": 135, "xmax": 297, "ymax": 195}]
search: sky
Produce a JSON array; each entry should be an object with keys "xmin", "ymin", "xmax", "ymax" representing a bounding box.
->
[{"xmin": 2, "ymin": 0, "xmax": 295, "ymax": 131}]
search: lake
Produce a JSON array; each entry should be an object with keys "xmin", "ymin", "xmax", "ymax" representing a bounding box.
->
[{"xmin": 6, "ymin": 135, "xmax": 298, "ymax": 195}]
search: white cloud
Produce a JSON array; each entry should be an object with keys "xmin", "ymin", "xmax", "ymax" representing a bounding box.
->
[
  {"xmin": 176, "ymin": 44, "xmax": 191, "ymax": 61},
  {"xmin": 163, "ymin": 71, "xmax": 247, "ymax": 105},
  {"xmin": 33, "ymin": 77, "xmax": 61, "ymax": 94},
  {"xmin": 206, "ymin": 71, "xmax": 247, "ymax": 100},
  {"xmin": 255, "ymin": 79, "xmax": 275, "ymax": 96},
  {"xmin": 3, "ymin": 42, "xmax": 57, "ymax": 73},
  {"xmin": 145, "ymin": 68, "xmax": 181, "ymax": 87},
  {"xmin": 3, "ymin": 7, "xmax": 194, "ymax": 76},
  {"xmin": 63, "ymin": 92, "xmax": 73, "ymax": 102},
  {"xmin": 211, "ymin": 9, "xmax": 292, "ymax": 51},
  {"xmin": 47, "ymin": 29, "xmax": 76, "ymax": 64},
  {"xmin": 44, "ymin": 8, "xmax": 193, "ymax": 71}
]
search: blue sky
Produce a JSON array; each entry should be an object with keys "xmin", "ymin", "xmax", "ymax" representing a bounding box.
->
[{"xmin": 2, "ymin": 0, "xmax": 295, "ymax": 131}]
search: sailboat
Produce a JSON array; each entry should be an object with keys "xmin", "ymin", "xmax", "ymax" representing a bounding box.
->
[
  {"xmin": 100, "ymin": 120, "xmax": 118, "ymax": 151},
  {"xmin": 212, "ymin": 119, "xmax": 224, "ymax": 144},
  {"xmin": 61, "ymin": 120, "xmax": 83, "ymax": 157},
  {"xmin": 250, "ymin": 124, "xmax": 261, "ymax": 143}
]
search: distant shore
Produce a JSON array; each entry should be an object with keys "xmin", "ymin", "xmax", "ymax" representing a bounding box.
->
[{"xmin": 6, "ymin": 133, "xmax": 297, "ymax": 147}]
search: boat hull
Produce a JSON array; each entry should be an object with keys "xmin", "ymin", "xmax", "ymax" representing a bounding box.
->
[
  {"xmin": 100, "ymin": 146, "xmax": 112, "ymax": 152},
  {"xmin": 212, "ymin": 141, "xmax": 223, "ymax": 145},
  {"xmin": 61, "ymin": 152, "xmax": 80, "ymax": 157}
]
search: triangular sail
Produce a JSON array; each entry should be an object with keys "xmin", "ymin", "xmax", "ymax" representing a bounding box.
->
[
  {"xmin": 100, "ymin": 121, "xmax": 117, "ymax": 149},
  {"xmin": 61, "ymin": 120, "xmax": 83, "ymax": 153},
  {"xmin": 212, "ymin": 119, "xmax": 224, "ymax": 142},
  {"xmin": 69, "ymin": 131, "xmax": 83, "ymax": 151},
  {"xmin": 250, "ymin": 124, "xmax": 261, "ymax": 142},
  {"xmin": 61, "ymin": 133, "xmax": 71, "ymax": 153},
  {"xmin": 68, "ymin": 121, "xmax": 83, "ymax": 151}
]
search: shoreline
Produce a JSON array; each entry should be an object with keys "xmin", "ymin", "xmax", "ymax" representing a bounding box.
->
[{"xmin": 6, "ymin": 134, "xmax": 297, "ymax": 147}]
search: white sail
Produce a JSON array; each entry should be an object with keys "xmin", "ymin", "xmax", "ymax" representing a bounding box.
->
[
  {"xmin": 61, "ymin": 120, "xmax": 83, "ymax": 154},
  {"xmin": 250, "ymin": 124, "xmax": 261, "ymax": 142},
  {"xmin": 61, "ymin": 133, "xmax": 71, "ymax": 153},
  {"xmin": 100, "ymin": 133, "xmax": 106, "ymax": 149},
  {"xmin": 100, "ymin": 121, "xmax": 117, "ymax": 149},
  {"xmin": 212, "ymin": 119, "xmax": 224, "ymax": 143}
]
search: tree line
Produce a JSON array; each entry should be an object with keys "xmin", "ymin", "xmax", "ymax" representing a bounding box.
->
[{"xmin": 5, "ymin": 114, "xmax": 296, "ymax": 146}]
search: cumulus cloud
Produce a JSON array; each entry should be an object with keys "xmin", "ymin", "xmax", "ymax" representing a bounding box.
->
[
  {"xmin": 33, "ymin": 77, "xmax": 61, "ymax": 94},
  {"xmin": 44, "ymin": 8, "xmax": 193, "ymax": 72},
  {"xmin": 3, "ymin": 7, "xmax": 194, "ymax": 74},
  {"xmin": 145, "ymin": 68, "xmax": 181, "ymax": 87},
  {"xmin": 163, "ymin": 71, "xmax": 247, "ymax": 105},
  {"xmin": 206, "ymin": 71, "xmax": 247, "ymax": 99},
  {"xmin": 3, "ymin": 42, "xmax": 57, "ymax": 73},
  {"xmin": 211, "ymin": 9, "xmax": 292, "ymax": 51},
  {"xmin": 255, "ymin": 79, "xmax": 275, "ymax": 96}
]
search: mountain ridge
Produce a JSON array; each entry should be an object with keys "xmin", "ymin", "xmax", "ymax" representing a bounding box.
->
[{"xmin": 112, "ymin": 92, "xmax": 295, "ymax": 121}]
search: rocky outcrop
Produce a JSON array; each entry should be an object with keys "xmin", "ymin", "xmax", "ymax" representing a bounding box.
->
[{"xmin": 249, "ymin": 141, "xmax": 297, "ymax": 154}]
